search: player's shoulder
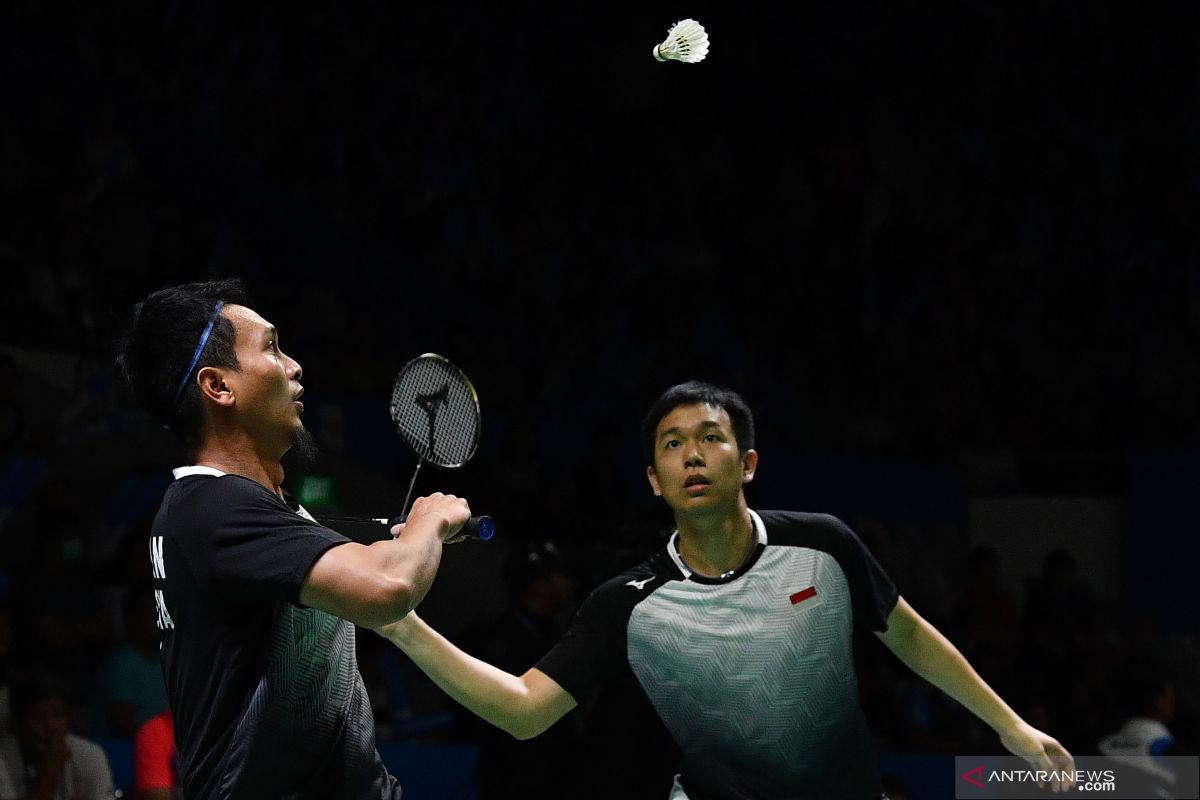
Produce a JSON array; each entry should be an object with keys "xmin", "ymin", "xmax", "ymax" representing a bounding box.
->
[
  {"xmin": 167, "ymin": 474, "xmax": 288, "ymax": 517},
  {"xmin": 585, "ymin": 549, "xmax": 680, "ymax": 606},
  {"xmin": 757, "ymin": 509, "xmax": 865, "ymax": 551},
  {"xmin": 158, "ymin": 474, "xmax": 292, "ymax": 539}
]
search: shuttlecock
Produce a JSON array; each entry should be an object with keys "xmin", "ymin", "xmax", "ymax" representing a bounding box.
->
[{"xmin": 652, "ymin": 18, "xmax": 709, "ymax": 63}]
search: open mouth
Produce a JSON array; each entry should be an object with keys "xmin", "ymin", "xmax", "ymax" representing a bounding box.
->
[{"xmin": 684, "ymin": 475, "xmax": 711, "ymax": 488}]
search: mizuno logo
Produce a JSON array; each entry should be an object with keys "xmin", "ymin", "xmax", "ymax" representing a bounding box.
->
[{"xmin": 626, "ymin": 578, "xmax": 653, "ymax": 590}]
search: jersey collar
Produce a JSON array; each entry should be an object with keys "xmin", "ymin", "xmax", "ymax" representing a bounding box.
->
[
  {"xmin": 172, "ymin": 465, "xmax": 227, "ymax": 479},
  {"xmin": 667, "ymin": 509, "xmax": 768, "ymax": 582},
  {"xmin": 169, "ymin": 465, "xmax": 316, "ymax": 522}
]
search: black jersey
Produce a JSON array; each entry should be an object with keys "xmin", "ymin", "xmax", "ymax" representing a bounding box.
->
[
  {"xmin": 536, "ymin": 510, "xmax": 898, "ymax": 800},
  {"xmin": 148, "ymin": 467, "xmax": 402, "ymax": 800}
]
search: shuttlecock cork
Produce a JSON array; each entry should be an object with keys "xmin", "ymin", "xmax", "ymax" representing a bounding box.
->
[{"xmin": 653, "ymin": 18, "xmax": 709, "ymax": 63}]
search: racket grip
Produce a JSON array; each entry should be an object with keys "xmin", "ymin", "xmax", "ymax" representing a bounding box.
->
[{"xmin": 388, "ymin": 514, "xmax": 495, "ymax": 542}]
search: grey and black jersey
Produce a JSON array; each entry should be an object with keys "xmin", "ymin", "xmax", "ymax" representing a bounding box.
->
[{"xmin": 537, "ymin": 509, "xmax": 899, "ymax": 800}]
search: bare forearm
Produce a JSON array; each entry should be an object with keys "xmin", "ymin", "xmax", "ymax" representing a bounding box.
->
[
  {"xmin": 303, "ymin": 494, "xmax": 470, "ymax": 628},
  {"xmin": 380, "ymin": 613, "xmax": 570, "ymax": 739},
  {"xmin": 879, "ymin": 599, "xmax": 1074, "ymax": 783},
  {"xmin": 370, "ymin": 526, "xmax": 445, "ymax": 612},
  {"xmin": 890, "ymin": 617, "xmax": 1021, "ymax": 734}
]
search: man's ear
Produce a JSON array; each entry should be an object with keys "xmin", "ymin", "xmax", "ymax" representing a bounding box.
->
[
  {"xmin": 741, "ymin": 449, "xmax": 758, "ymax": 485},
  {"xmin": 646, "ymin": 465, "xmax": 663, "ymax": 497},
  {"xmin": 196, "ymin": 366, "xmax": 235, "ymax": 408}
]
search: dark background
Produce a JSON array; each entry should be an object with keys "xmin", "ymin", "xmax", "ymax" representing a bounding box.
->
[{"xmin": 1, "ymin": 2, "xmax": 1197, "ymax": 798}]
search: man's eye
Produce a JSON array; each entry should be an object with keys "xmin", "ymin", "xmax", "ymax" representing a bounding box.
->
[{"xmin": 665, "ymin": 440, "xmax": 680, "ymax": 449}]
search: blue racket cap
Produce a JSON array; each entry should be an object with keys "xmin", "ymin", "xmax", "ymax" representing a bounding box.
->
[{"xmin": 477, "ymin": 516, "xmax": 495, "ymax": 542}]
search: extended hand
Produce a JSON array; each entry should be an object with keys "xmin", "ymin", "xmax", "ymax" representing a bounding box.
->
[{"xmin": 1000, "ymin": 722, "xmax": 1075, "ymax": 792}]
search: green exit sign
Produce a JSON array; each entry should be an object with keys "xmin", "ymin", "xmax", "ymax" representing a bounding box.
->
[{"xmin": 297, "ymin": 475, "xmax": 337, "ymax": 508}]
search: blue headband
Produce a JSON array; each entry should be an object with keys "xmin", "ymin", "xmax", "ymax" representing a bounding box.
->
[{"xmin": 172, "ymin": 300, "xmax": 225, "ymax": 412}]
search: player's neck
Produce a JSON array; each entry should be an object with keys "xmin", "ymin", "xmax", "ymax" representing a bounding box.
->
[
  {"xmin": 191, "ymin": 435, "xmax": 286, "ymax": 497},
  {"xmin": 675, "ymin": 502, "xmax": 754, "ymax": 578}
]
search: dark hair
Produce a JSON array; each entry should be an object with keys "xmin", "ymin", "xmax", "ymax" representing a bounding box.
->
[
  {"xmin": 115, "ymin": 279, "xmax": 248, "ymax": 447},
  {"xmin": 640, "ymin": 380, "xmax": 755, "ymax": 465}
]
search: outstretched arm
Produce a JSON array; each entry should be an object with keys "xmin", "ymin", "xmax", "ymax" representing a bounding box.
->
[
  {"xmin": 376, "ymin": 611, "xmax": 577, "ymax": 740},
  {"xmin": 300, "ymin": 493, "xmax": 469, "ymax": 628},
  {"xmin": 876, "ymin": 596, "xmax": 1075, "ymax": 792}
]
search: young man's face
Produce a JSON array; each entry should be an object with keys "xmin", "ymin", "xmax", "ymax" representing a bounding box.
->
[
  {"xmin": 222, "ymin": 304, "xmax": 306, "ymax": 454},
  {"xmin": 646, "ymin": 402, "xmax": 756, "ymax": 514}
]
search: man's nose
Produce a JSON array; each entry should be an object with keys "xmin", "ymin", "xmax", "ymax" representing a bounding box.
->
[
  {"xmin": 684, "ymin": 445, "xmax": 704, "ymax": 467},
  {"xmin": 287, "ymin": 355, "xmax": 303, "ymax": 381}
]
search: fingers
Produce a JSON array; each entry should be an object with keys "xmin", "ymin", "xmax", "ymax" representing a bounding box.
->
[
  {"xmin": 1030, "ymin": 750, "xmax": 1051, "ymax": 790},
  {"xmin": 1003, "ymin": 724, "xmax": 1076, "ymax": 794},
  {"xmin": 406, "ymin": 492, "xmax": 472, "ymax": 540},
  {"xmin": 392, "ymin": 521, "xmax": 465, "ymax": 542},
  {"xmin": 410, "ymin": 492, "xmax": 466, "ymax": 512},
  {"xmin": 1031, "ymin": 740, "xmax": 1073, "ymax": 793},
  {"xmin": 1049, "ymin": 742, "xmax": 1075, "ymax": 792},
  {"xmin": 1049, "ymin": 741, "xmax": 1075, "ymax": 771}
]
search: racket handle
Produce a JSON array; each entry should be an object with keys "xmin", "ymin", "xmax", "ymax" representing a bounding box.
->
[{"xmin": 388, "ymin": 514, "xmax": 495, "ymax": 542}]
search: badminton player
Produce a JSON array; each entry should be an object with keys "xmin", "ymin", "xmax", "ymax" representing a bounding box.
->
[
  {"xmin": 116, "ymin": 279, "xmax": 471, "ymax": 799},
  {"xmin": 378, "ymin": 380, "xmax": 1076, "ymax": 799}
]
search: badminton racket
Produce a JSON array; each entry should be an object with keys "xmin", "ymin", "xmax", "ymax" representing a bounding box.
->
[{"xmin": 315, "ymin": 353, "xmax": 493, "ymax": 542}]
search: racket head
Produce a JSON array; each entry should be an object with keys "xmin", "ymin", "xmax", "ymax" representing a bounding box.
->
[{"xmin": 389, "ymin": 353, "xmax": 481, "ymax": 469}]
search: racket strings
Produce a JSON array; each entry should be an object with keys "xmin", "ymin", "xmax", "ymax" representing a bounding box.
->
[{"xmin": 389, "ymin": 357, "xmax": 480, "ymax": 467}]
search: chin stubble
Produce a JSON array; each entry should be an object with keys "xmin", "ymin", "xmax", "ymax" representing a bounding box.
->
[{"xmin": 286, "ymin": 426, "xmax": 320, "ymax": 466}]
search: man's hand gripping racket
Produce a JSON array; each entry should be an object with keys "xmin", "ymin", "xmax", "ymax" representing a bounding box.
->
[{"xmin": 316, "ymin": 353, "xmax": 494, "ymax": 542}]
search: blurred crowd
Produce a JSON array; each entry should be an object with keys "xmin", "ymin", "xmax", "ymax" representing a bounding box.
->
[{"xmin": 2, "ymin": 1, "xmax": 1198, "ymax": 797}]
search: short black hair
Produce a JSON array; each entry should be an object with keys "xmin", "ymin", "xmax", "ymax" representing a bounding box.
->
[
  {"xmin": 640, "ymin": 380, "xmax": 755, "ymax": 466},
  {"xmin": 115, "ymin": 279, "xmax": 248, "ymax": 447}
]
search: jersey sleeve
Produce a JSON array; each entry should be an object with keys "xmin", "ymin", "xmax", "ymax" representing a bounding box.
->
[
  {"xmin": 822, "ymin": 514, "xmax": 898, "ymax": 631},
  {"xmin": 762, "ymin": 510, "xmax": 899, "ymax": 632},
  {"xmin": 535, "ymin": 569, "xmax": 652, "ymax": 701},
  {"xmin": 173, "ymin": 475, "xmax": 348, "ymax": 605}
]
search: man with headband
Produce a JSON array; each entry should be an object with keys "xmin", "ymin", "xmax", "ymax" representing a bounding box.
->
[{"xmin": 116, "ymin": 279, "xmax": 471, "ymax": 799}]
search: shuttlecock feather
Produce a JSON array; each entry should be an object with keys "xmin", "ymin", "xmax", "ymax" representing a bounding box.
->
[{"xmin": 653, "ymin": 18, "xmax": 709, "ymax": 63}]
